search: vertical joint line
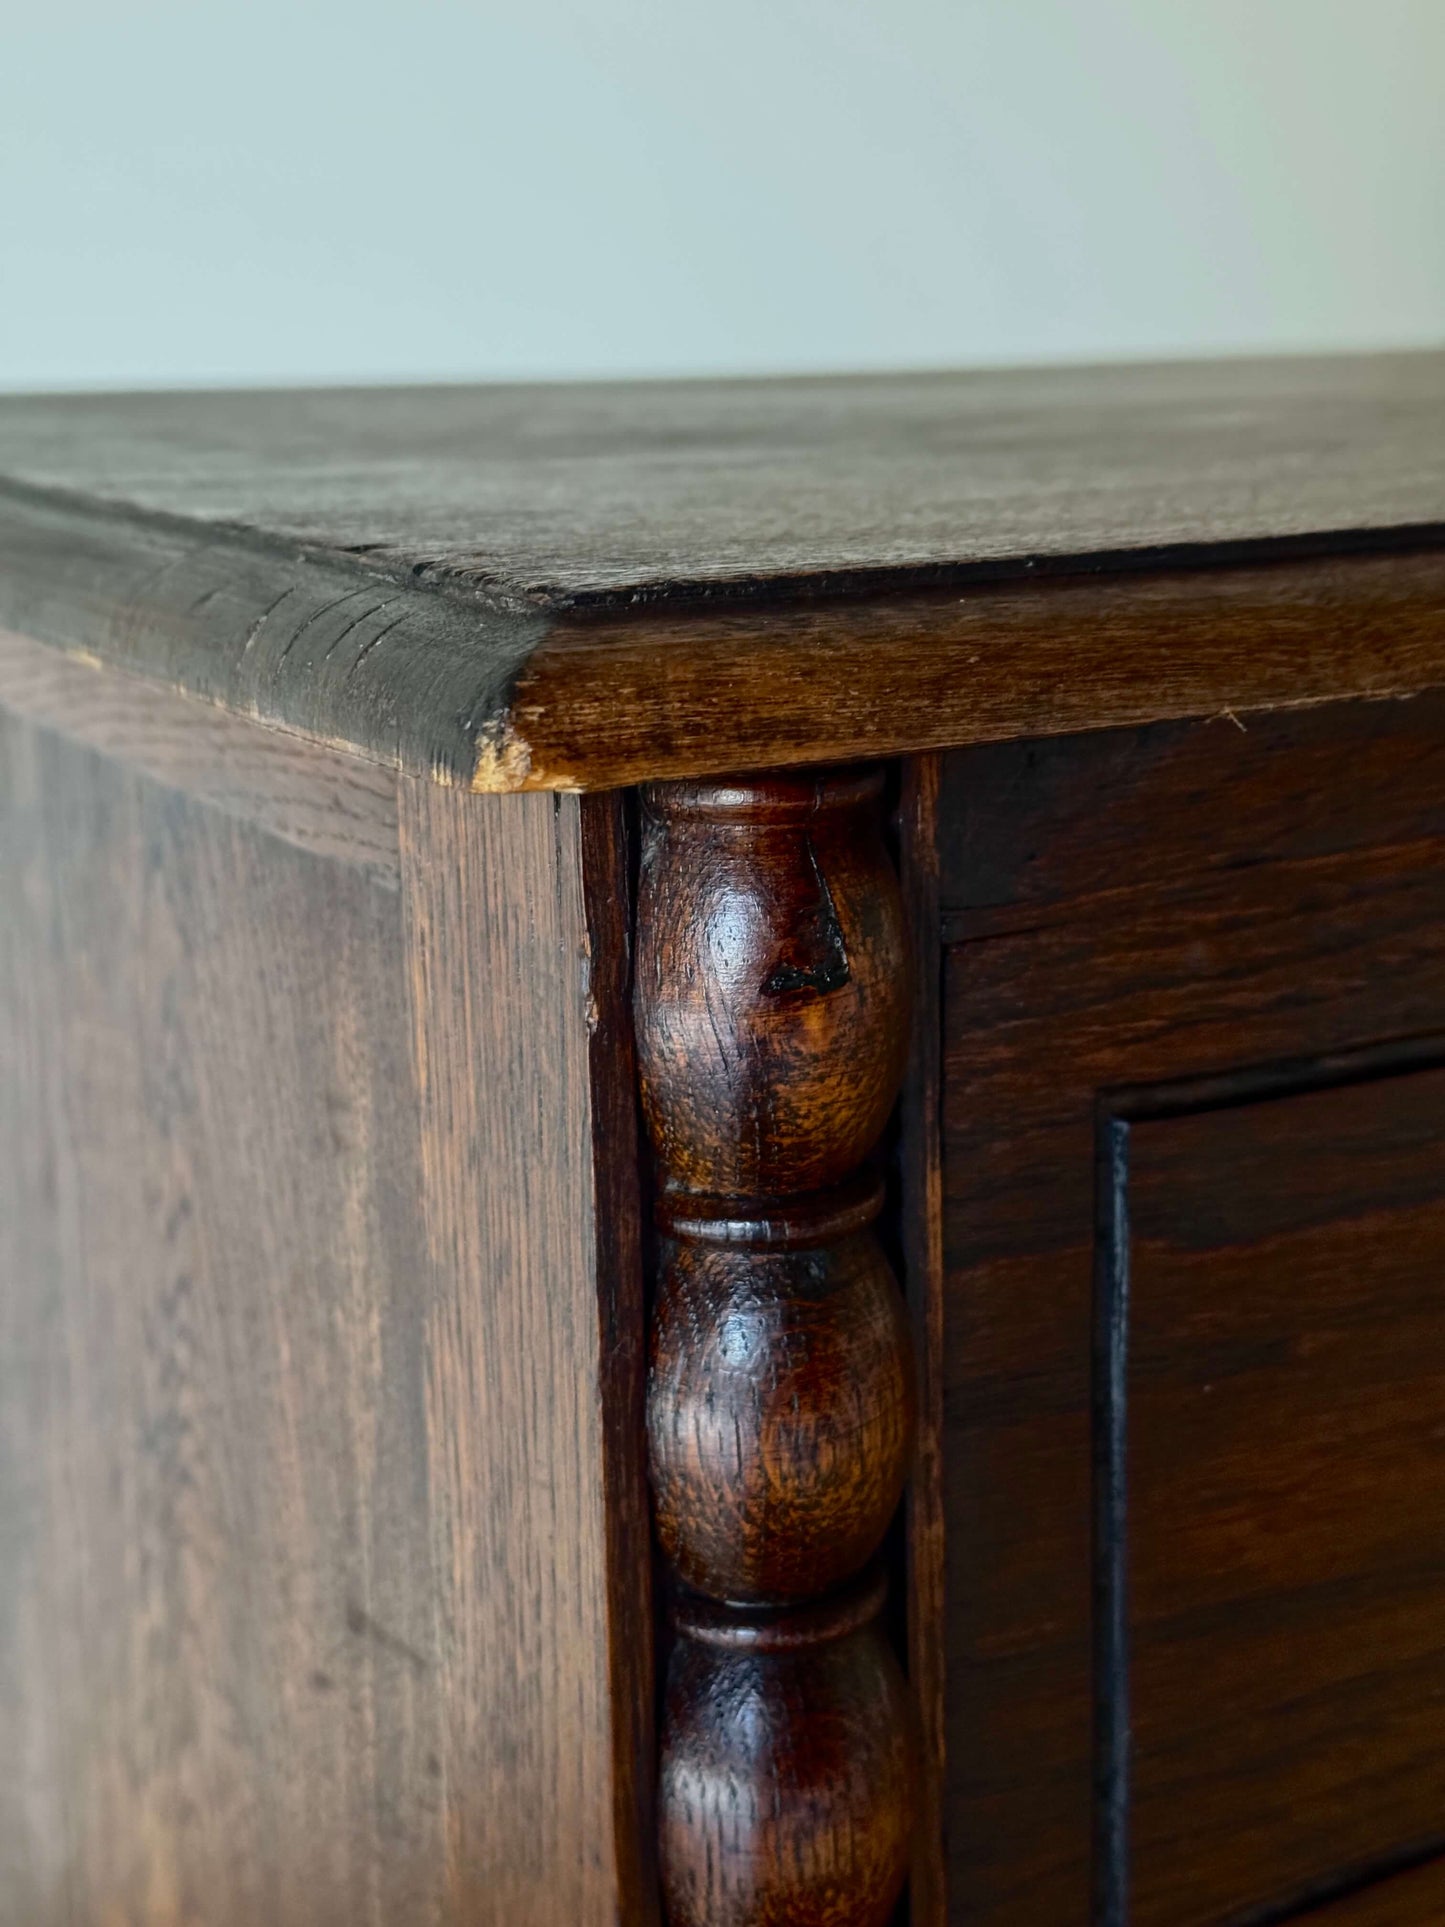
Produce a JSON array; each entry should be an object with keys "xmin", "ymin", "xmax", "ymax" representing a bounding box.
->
[{"xmin": 1093, "ymin": 1109, "xmax": 1131, "ymax": 1927}]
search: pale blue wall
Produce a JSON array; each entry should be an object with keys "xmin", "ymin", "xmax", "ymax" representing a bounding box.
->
[{"xmin": 4, "ymin": 0, "xmax": 1443, "ymax": 388}]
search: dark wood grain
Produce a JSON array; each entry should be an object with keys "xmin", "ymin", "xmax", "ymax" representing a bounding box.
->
[
  {"xmin": 0, "ymin": 706, "xmax": 654, "ymax": 1924},
  {"xmin": 0, "ymin": 621, "xmax": 399, "ymax": 883},
  {"xmin": 647, "ymin": 1187, "xmax": 914, "ymax": 1606},
  {"xmin": 635, "ymin": 770, "xmax": 910, "ymax": 1200},
  {"xmin": 0, "ymin": 488, "xmax": 547, "ymax": 791},
  {"xmin": 931, "ymin": 694, "xmax": 1445, "ymax": 1926},
  {"xmin": 13, "ymin": 352, "xmax": 1445, "ymax": 1927},
  {"xmin": 659, "ymin": 1573, "xmax": 917, "ymax": 1927},
  {"xmin": 579, "ymin": 790, "xmax": 661, "ymax": 1925},
  {"xmin": 509, "ymin": 543, "xmax": 1445, "ymax": 790},
  {"xmin": 5, "ymin": 357, "xmax": 1445, "ymax": 791},
  {"xmin": 5, "ymin": 355, "xmax": 1443, "ymax": 604},
  {"xmin": 1126, "ymin": 1073, "xmax": 1445, "ymax": 1927},
  {"xmin": 1297, "ymin": 1855, "xmax": 1445, "ymax": 1925},
  {"xmin": 0, "ymin": 707, "xmax": 436, "ymax": 1925},
  {"xmin": 397, "ymin": 779, "xmax": 656, "ymax": 1925},
  {"xmin": 897, "ymin": 754, "xmax": 949, "ymax": 1927},
  {"xmin": 635, "ymin": 768, "xmax": 917, "ymax": 1924}
]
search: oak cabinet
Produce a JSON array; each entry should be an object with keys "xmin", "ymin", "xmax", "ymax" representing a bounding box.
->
[{"xmin": 3, "ymin": 355, "xmax": 1445, "ymax": 1925}]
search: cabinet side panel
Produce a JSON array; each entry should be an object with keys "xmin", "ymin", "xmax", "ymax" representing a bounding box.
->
[
  {"xmin": 398, "ymin": 778, "xmax": 643, "ymax": 1926},
  {"xmin": 0, "ymin": 708, "xmax": 644, "ymax": 1925},
  {"xmin": 0, "ymin": 709, "xmax": 441, "ymax": 1925}
]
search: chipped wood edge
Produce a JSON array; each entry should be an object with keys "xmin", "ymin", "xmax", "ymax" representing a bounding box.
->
[{"xmin": 8, "ymin": 478, "xmax": 1445, "ymax": 796}]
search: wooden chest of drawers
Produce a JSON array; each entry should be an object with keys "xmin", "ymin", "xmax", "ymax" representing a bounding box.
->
[{"xmin": 3, "ymin": 355, "xmax": 1445, "ymax": 1925}]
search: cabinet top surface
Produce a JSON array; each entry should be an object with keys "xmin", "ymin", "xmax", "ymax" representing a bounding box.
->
[
  {"xmin": 3, "ymin": 352, "xmax": 1445, "ymax": 790},
  {"xmin": 5, "ymin": 353, "xmax": 1445, "ymax": 604}
]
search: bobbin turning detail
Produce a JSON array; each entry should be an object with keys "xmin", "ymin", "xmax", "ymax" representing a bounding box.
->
[{"xmin": 635, "ymin": 767, "xmax": 919, "ymax": 1927}]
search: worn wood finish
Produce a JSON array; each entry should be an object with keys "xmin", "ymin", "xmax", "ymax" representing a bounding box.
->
[
  {"xmin": 635, "ymin": 769, "xmax": 917, "ymax": 1925},
  {"xmin": 14, "ymin": 353, "xmax": 1445, "ymax": 1926},
  {"xmin": 6, "ymin": 357, "xmax": 1444, "ymax": 602},
  {"xmin": 0, "ymin": 703, "xmax": 653, "ymax": 1925},
  {"xmin": 0, "ymin": 709, "xmax": 436, "ymax": 1924},
  {"xmin": 4, "ymin": 356, "xmax": 1445, "ymax": 791},
  {"xmin": 0, "ymin": 621, "xmax": 399, "ymax": 883},
  {"xmin": 0, "ymin": 487, "xmax": 548, "ymax": 790},
  {"xmin": 932, "ymin": 692, "xmax": 1445, "ymax": 1926},
  {"xmin": 397, "ymin": 779, "xmax": 655, "ymax": 1926}
]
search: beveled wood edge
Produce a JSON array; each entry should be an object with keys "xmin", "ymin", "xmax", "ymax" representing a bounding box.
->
[
  {"xmin": 519, "ymin": 545, "xmax": 1445, "ymax": 789},
  {"xmin": 898, "ymin": 754, "xmax": 949, "ymax": 1927},
  {"xmin": 5, "ymin": 479, "xmax": 1445, "ymax": 795}
]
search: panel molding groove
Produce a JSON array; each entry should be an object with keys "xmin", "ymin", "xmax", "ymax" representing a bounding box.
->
[{"xmin": 1093, "ymin": 1035, "xmax": 1445, "ymax": 1927}]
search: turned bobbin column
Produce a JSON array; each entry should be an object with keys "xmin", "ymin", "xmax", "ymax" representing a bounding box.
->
[{"xmin": 635, "ymin": 767, "xmax": 918, "ymax": 1927}]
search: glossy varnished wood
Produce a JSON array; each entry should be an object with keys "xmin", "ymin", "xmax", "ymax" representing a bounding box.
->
[
  {"xmin": 658, "ymin": 1575, "xmax": 915, "ymax": 1927},
  {"xmin": 635, "ymin": 771, "xmax": 910, "ymax": 1199},
  {"xmin": 931, "ymin": 693, "xmax": 1445, "ymax": 1925},
  {"xmin": 647, "ymin": 1186, "xmax": 913, "ymax": 1606},
  {"xmin": 636, "ymin": 769, "xmax": 917, "ymax": 1926}
]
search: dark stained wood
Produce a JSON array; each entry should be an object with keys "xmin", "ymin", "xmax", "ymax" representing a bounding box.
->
[
  {"xmin": 0, "ymin": 621, "xmax": 399, "ymax": 884},
  {"xmin": 579, "ymin": 790, "xmax": 661, "ymax": 1923},
  {"xmin": 509, "ymin": 544, "xmax": 1445, "ymax": 790},
  {"xmin": 0, "ymin": 705, "xmax": 654, "ymax": 1924},
  {"xmin": 1299, "ymin": 1856, "xmax": 1445, "ymax": 1925},
  {"xmin": 648, "ymin": 1185, "xmax": 914, "ymax": 1605},
  {"xmin": 635, "ymin": 768, "xmax": 917, "ymax": 1924},
  {"xmin": 5, "ymin": 356, "xmax": 1444, "ymax": 603},
  {"xmin": 15, "ymin": 353, "xmax": 1445, "ymax": 1927},
  {"xmin": 930, "ymin": 693, "xmax": 1445, "ymax": 1925},
  {"xmin": 1127, "ymin": 1074, "xmax": 1445, "ymax": 1927},
  {"xmin": 0, "ymin": 708, "xmax": 436, "ymax": 1924},
  {"xmin": 635, "ymin": 770, "xmax": 910, "ymax": 1199},
  {"xmin": 4, "ymin": 357, "xmax": 1445, "ymax": 791},
  {"xmin": 897, "ymin": 753, "xmax": 949, "ymax": 1927},
  {"xmin": 0, "ymin": 487, "xmax": 548, "ymax": 791},
  {"xmin": 396, "ymin": 779, "xmax": 656, "ymax": 1925},
  {"xmin": 659, "ymin": 1572, "xmax": 917, "ymax": 1927}
]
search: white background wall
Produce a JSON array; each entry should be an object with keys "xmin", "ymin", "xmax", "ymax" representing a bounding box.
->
[{"xmin": 4, "ymin": 0, "xmax": 1443, "ymax": 390}]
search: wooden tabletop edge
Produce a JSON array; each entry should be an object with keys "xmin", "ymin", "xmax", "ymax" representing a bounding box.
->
[{"xmin": 8, "ymin": 474, "xmax": 1445, "ymax": 793}]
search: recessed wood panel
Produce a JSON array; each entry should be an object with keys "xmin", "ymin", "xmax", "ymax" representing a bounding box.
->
[
  {"xmin": 1125, "ymin": 1073, "xmax": 1445, "ymax": 1926},
  {"xmin": 928, "ymin": 691, "xmax": 1445, "ymax": 1926}
]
